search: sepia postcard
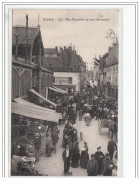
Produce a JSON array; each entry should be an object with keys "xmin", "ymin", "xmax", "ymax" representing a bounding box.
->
[{"xmin": 10, "ymin": 9, "xmax": 120, "ymax": 177}]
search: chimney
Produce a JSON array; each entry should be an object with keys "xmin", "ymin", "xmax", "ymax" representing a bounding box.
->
[
  {"xmin": 25, "ymin": 14, "xmax": 29, "ymax": 63},
  {"xmin": 73, "ymin": 45, "xmax": 75, "ymax": 51},
  {"xmin": 55, "ymin": 46, "xmax": 58, "ymax": 53},
  {"xmin": 68, "ymin": 46, "xmax": 72, "ymax": 51}
]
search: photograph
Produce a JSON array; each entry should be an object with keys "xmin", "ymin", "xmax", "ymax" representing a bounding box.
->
[{"xmin": 11, "ymin": 9, "xmax": 119, "ymax": 176}]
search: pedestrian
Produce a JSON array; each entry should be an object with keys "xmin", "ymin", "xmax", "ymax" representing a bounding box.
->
[
  {"xmin": 67, "ymin": 139, "xmax": 73, "ymax": 151},
  {"xmin": 87, "ymin": 154, "xmax": 98, "ymax": 176},
  {"xmin": 51, "ymin": 131, "xmax": 59, "ymax": 153},
  {"xmin": 95, "ymin": 146, "xmax": 105, "ymax": 175},
  {"xmin": 102, "ymin": 153, "xmax": 114, "ymax": 176},
  {"xmin": 80, "ymin": 142, "xmax": 89, "ymax": 169},
  {"xmin": 85, "ymin": 113, "xmax": 91, "ymax": 126},
  {"xmin": 79, "ymin": 109, "xmax": 83, "ymax": 121},
  {"xmin": 12, "ymin": 141, "xmax": 19, "ymax": 156},
  {"xmin": 71, "ymin": 142, "xmax": 80, "ymax": 168},
  {"xmin": 62, "ymin": 145, "xmax": 71, "ymax": 175},
  {"xmin": 107, "ymin": 138, "xmax": 117, "ymax": 160},
  {"xmin": 45, "ymin": 134, "xmax": 52, "ymax": 157},
  {"xmin": 18, "ymin": 143, "xmax": 27, "ymax": 157}
]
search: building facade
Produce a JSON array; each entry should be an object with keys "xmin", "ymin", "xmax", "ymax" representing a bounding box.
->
[
  {"xmin": 42, "ymin": 46, "xmax": 87, "ymax": 93},
  {"xmin": 99, "ymin": 43, "xmax": 118, "ymax": 100},
  {"xmin": 53, "ymin": 72, "xmax": 81, "ymax": 93},
  {"xmin": 12, "ymin": 22, "xmax": 54, "ymax": 102}
]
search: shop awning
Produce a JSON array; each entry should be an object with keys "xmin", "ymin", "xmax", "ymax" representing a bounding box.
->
[
  {"xmin": 12, "ymin": 102, "xmax": 60, "ymax": 123},
  {"xmin": 53, "ymin": 86, "xmax": 67, "ymax": 94},
  {"xmin": 14, "ymin": 97, "xmax": 56, "ymax": 113},
  {"xmin": 29, "ymin": 89, "xmax": 57, "ymax": 108},
  {"xmin": 49, "ymin": 87, "xmax": 67, "ymax": 94}
]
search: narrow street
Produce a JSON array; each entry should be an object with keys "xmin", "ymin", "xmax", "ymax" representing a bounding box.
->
[{"xmin": 35, "ymin": 118, "xmax": 110, "ymax": 176}]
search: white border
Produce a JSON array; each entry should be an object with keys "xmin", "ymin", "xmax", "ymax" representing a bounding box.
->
[{"xmin": 3, "ymin": 2, "xmax": 137, "ymax": 178}]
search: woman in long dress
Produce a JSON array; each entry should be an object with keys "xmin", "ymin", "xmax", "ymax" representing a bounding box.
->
[
  {"xmin": 85, "ymin": 113, "xmax": 91, "ymax": 126},
  {"xmin": 80, "ymin": 142, "xmax": 89, "ymax": 169},
  {"xmin": 45, "ymin": 134, "xmax": 52, "ymax": 157},
  {"xmin": 71, "ymin": 142, "xmax": 80, "ymax": 168},
  {"xmin": 79, "ymin": 109, "xmax": 83, "ymax": 121}
]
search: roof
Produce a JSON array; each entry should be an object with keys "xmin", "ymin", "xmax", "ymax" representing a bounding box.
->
[
  {"xmin": 12, "ymin": 56, "xmax": 37, "ymax": 68},
  {"xmin": 12, "ymin": 26, "xmax": 40, "ymax": 45},
  {"xmin": 44, "ymin": 48, "xmax": 58, "ymax": 54}
]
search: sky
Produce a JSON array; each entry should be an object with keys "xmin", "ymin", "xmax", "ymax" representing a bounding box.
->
[{"xmin": 13, "ymin": 9, "xmax": 119, "ymax": 70}]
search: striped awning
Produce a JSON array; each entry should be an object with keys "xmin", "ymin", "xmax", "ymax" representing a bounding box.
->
[
  {"xmin": 12, "ymin": 102, "xmax": 60, "ymax": 123},
  {"xmin": 14, "ymin": 97, "xmax": 56, "ymax": 113},
  {"xmin": 29, "ymin": 89, "xmax": 57, "ymax": 108},
  {"xmin": 52, "ymin": 86, "xmax": 67, "ymax": 94},
  {"xmin": 49, "ymin": 86, "xmax": 67, "ymax": 94}
]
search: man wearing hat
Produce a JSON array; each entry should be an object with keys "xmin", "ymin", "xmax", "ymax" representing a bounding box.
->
[
  {"xmin": 95, "ymin": 146, "xmax": 105, "ymax": 175},
  {"xmin": 62, "ymin": 145, "xmax": 72, "ymax": 175},
  {"xmin": 102, "ymin": 153, "xmax": 114, "ymax": 176}
]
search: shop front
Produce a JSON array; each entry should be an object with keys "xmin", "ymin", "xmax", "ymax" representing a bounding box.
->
[{"xmin": 11, "ymin": 100, "xmax": 61, "ymax": 175}]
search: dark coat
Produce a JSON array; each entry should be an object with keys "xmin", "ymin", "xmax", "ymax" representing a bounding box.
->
[
  {"xmin": 62, "ymin": 149, "xmax": 72, "ymax": 161},
  {"xmin": 87, "ymin": 159, "xmax": 98, "ymax": 176},
  {"xmin": 102, "ymin": 159, "xmax": 114, "ymax": 176},
  {"xmin": 52, "ymin": 132, "xmax": 59, "ymax": 145},
  {"xmin": 71, "ymin": 146, "xmax": 80, "ymax": 168},
  {"xmin": 34, "ymin": 137, "xmax": 41, "ymax": 149},
  {"xmin": 107, "ymin": 140, "xmax": 117, "ymax": 152},
  {"xmin": 95, "ymin": 151, "xmax": 105, "ymax": 174},
  {"xmin": 19, "ymin": 145, "xmax": 26, "ymax": 156}
]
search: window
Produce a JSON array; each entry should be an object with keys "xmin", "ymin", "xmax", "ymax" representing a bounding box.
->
[
  {"xmin": 52, "ymin": 54, "xmax": 57, "ymax": 58},
  {"xmin": 68, "ymin": 77, "xmax": 72, "ymax": 84},
  {"xmin": 53, "ymin": 77, "xmax": 55, "ymax": 83}
]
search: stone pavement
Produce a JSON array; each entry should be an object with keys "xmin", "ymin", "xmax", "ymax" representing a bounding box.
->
[{"xmin": 35, "ymin": 118, "xmax": 110, "ymax": 176}]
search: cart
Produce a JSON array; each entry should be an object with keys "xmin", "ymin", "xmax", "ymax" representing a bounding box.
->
[{"xmin": 98, "ymin": 119, "xmax": 112, "ymax": 135}]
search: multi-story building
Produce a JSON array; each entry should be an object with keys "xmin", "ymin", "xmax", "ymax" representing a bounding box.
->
[
  {"xmin": 42, "ymin": 46, "xmax": 87, "ymax": 93},
  {"xmin": 11, "ymin": 15, "xmax": 61, "ymax": 152},
  {"xmin": 12, "ymin": 21, "xmax": 54, "ymax": 102},
  {"xmin": 99, "ymin": 43, "xmax": 118, "ymax": 100},
  {"xmin": 93, "ymin": 58, "xmax": 100, "ymax": 86}
]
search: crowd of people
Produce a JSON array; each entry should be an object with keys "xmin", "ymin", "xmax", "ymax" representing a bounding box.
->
[
  {"xmin": 59, "ymin": 84, "xmax": 118, "ymax": 176},
  {"xmin": 11, "ymin": 83, "xmax": 118, "ymax": 176},
  {"xmin": 62, "ymin": 140, "xmax": 117, "ymax": 176}
]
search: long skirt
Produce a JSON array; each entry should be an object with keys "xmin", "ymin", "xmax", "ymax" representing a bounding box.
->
[
  {"xmin": 45, "ymin": 144, "xmax": 51, "ymax": 157},
  {"xmin": 80, "ymin": 152, "xmax": 89, "ymax": 169},
  {"xmin": 86, "ymin": 117, "xmax": 91, "ymax": 126},
  {"xmin": 71, "ymin": 152, "xmax": 80, "ymax": 168},
  {"xmin": 79, "ymin": 111, "xmax": 83, "ymax": 121}
]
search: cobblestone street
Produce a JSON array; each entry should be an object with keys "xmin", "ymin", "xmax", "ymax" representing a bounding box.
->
[{"xmin": 35, "ymin": 118, "xmax": 110, "ymax": 176}]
